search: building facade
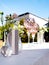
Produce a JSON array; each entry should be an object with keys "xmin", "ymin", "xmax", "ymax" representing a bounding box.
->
[{"xmin": 14, "ymin": 12, "xmax": 48, "ymax": 43}]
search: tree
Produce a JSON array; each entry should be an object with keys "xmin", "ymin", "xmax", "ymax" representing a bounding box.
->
[
  {"xmin": 5, "ymin": 14, "xmax": 15, "ymax": 35},
  {"xmin": 44, "ymin": 18, "xmax": 49, "ymax": 42},
  {"xmin": 47, "ymin": 18, "xmax": 49, "ymax": 31},
  {"xmin": 0, "ymin": 11, "xmax": 4, "ymax": 40},
  {"xmin": 0, "ymin": 11, "xmax": 4, "ymax": 26},
  {"xmin": 19, "ymin": 18, "xmax": 24, "ymax": 25},
  {"xmin": 0, "ymin": 13, "xmax": 17, "ymax": 41}
]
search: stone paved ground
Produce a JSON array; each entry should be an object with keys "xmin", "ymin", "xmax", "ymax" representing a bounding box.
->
[{"xmin": 0, "ymin": 49, "xmax": 49, "ymax": 65}]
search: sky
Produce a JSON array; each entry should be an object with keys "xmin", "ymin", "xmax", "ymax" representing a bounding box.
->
[{"xmin": 0, "ymin": 0, "xmax": 49, "ymax": 25}]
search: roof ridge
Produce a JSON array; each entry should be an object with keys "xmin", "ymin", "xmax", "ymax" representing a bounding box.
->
[{"xmin": 18, "ymin": 12, "xmax": 48, "ymax": 22}]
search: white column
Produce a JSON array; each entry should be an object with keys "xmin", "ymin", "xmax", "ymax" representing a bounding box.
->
[
  {"xmin": 12, "ymin": 29, "xmax": 19, "ymax": 54},
  {"xmin": 12, "ymin": 29, "xmax": 15, "ymax": 54},
  {"xmin": 37, "ymin": 32, "xmax": 41, "ymax": 43},
  {"xmin": 37, "ymin": 31, "xmax": 44, "ymax": 43}
]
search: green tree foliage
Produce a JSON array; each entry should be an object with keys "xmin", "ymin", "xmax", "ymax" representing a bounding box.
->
[
  {"xmin": 0, "ymin": 26, "xmax": 4, "ymax": 40},
  {"xmin": 44, "ymin": 18, "xmax": 49, "ymax": 42},
  {"xmin": 0, "ymin": 11, "xmax": 4, "ymax": 26},
  {"xmin": 18, "ymin": 19, "xmax": 27, "ymax": 42},
  {"xmin": 0, "ymin": 13, "xmax": 17, "ymax": 40},
  {"xmin": 0, "ymin": 11, "xmax": 4, "ymax": 40},
  {"xmin": 5, "ymin": 14, "xmax": 17, "ymax": 32},
  {"xmin": 19, "ymin": 18, "xmax": 24, "ymax": 25},
  {"xmin": 47, "ymin": 21, "xmax": 49, "ymax": 32},
  {"xmin": 0, "ymin": 26, "xmax": 2, "ymax": 39}
]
